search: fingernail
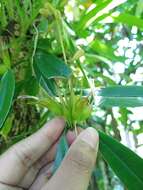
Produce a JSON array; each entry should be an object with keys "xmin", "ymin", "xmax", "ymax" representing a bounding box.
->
[
  {"xmin": 66, "ymin": 130, "xmax": 76, "ymax": 145},
  {"xmin": 80, "ymin": 127, "xmax": 99, "ymax": 150}
]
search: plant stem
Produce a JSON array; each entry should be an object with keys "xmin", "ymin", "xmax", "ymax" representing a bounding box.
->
[
  {"xmin": 55, "ymin": 11, "xmax": 68, "ymax": 65},
  {"xmin": 74, "ymin": 122, "xmax": 78, "ymax": 137},
  {"xmin": 31, "ymin": 23, "xmax": 39, "ymax": 75}
]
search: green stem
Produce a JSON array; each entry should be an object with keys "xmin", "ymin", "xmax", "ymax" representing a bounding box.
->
[
  {"xmin": 31, "ymin": 23, "xmax": 39, "ymax": 75},
  {"xmin": 55, "ymin": 11, "xmax": 68, "ymax": 65}
]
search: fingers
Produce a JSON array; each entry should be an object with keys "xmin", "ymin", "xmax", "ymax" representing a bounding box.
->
[
  {"xmin": 29, "ymin": 163, "xmax": 53, "ymax": 190},
  {"xmin": 0, "ymin": 183, "xmax": 23, "ymax": 190},
  {"xmin": 66, "ymin": 127, "xmax": 83, "ymax": 145},
  {"xmin": 20, "ymin": 127, "xmax": 79, "ymax": 188},
  {"xmin": 0, "ymin": 117, "xmax": 65, "ymax": 185},
  {"xmin": 19, "ymin": 142, "xmax": 59, "ymax": 188},
  {"xmin": 23, "ymin": 129, "xmax": 80, "ymax": 189},
  {"xmin": 42, "ymin": 127, "xmax": 99, "ymax": 190},
  {"xmin": 14, "ymin": 117, "xmax": 65, "ymax": 166}
]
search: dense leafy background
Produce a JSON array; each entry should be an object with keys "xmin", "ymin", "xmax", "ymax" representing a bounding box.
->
[{"xmin": 0, "ymin": 0, "xmax": 143, "ymax": 189}]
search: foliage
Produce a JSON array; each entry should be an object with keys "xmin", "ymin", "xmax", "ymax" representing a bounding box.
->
[{"xmin": 0, "ymin": 0, "xmax": 143, "ymax": 189}]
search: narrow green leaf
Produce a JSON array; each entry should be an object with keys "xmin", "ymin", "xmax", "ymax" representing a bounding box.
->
[
  {"xmin": 0, "ymin": 117, "xmax": 13, "ymax": 138},
  {"xmin": 89, "ymin": 40, "xmax": 125, "ymax": 62},
  {"xmin": 77, "ymin": 0, "xmax": 126, "ymax": 30},
  {"xmin": 77, "ymin": 0, "xmax": 112, "ymax": 30},
  {"xmin": 99, "ymin": 131, "xmax": 143, "ymax": 190},
  {"xmin": 99, "ymin": 97, "xmax": 143, "ymax": 107},
  {"xmin": 98, "ymin": 86, "xmax": 143, "ymax": 97},
  {"xmin": 0, "ymin": 70, "xmax": 15, "ymax": 128},
  {"xmin": 85, "ymin": 53, "xmax": 112, "ymax": 66},
  {"xmin": 53, "ymin": 134, "xmax": 69, "ymax": 173},
  {"xmin": 97, "ymin": 86, "xmax": 143, "ymax": 107},
  {"xmin": 112, "ymin": 13, "xmax": 143, "ymax": 29}
]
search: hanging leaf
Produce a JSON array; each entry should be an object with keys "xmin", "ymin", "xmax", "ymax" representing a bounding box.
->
[
  {"xmin": 99, "ymin": 131, "xmax": 143, "ymax": 190},
  {"xmin": 33, "ymin": 58, "xmax": 56, "ymax": 96},
  {"xmin": 33, "ymin": 50, "xmax": 72, "ymax": 95},
  {"xmin": 97, "ymin": 86, "xmax": 143, "ymax": 107},
  {"xmin": 0, "ymin": 70, "xmax": 15, "ymax": 129},
  {"xmin": 34, "ymin": 50, "xmax": 72, "ymax": 79}
]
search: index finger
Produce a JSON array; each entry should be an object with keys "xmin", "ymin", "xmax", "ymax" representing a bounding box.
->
[{"xmin": 0, "ymin": 117, "xmax": 65, "ymax": 185}]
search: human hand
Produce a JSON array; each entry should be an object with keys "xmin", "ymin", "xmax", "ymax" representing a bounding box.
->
[{"xmin": 0, "ymin": 118, "xmax": 99, "ymax": 190}]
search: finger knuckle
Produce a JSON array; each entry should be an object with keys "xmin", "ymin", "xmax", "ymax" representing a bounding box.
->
[
  {"xmin": 68, "ymin": 142, "xmax": 95, "ymax": 171},
  {"xmin": 13, "ymin": 144, "xmax": 33, "ymax": 169}
]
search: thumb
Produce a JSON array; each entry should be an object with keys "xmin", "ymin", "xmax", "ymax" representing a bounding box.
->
[{"xmin": 42, "ymin": 127, "xmax": 99, "ymax": 190}]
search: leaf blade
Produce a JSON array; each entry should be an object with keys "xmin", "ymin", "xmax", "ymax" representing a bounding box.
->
[
  {"xmin": 0, "ymin": 70, "xmax": 15, "ymax": 128},
  {"xmin": 53, "ymin": 134, "xmax": 69, "ymax": 173},
  {"xmin": 99, "ymin": 131, "xmax": 143, "ymax": 190},
  {"xmin": 34, "ymin": 50, "xmax": 72, "ymax": 79},
  {"xmin": 112, "ymin": 13, "xmax": 143, "ymax": 29},
  {"xmin": 97, "ymin": 86, "xmax": 143, "ymax": 107}
]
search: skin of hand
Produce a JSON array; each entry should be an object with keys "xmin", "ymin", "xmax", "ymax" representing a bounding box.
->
[{"xmin": 0, "ymin": 117, "xmax": 99, "ymax": 190}]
